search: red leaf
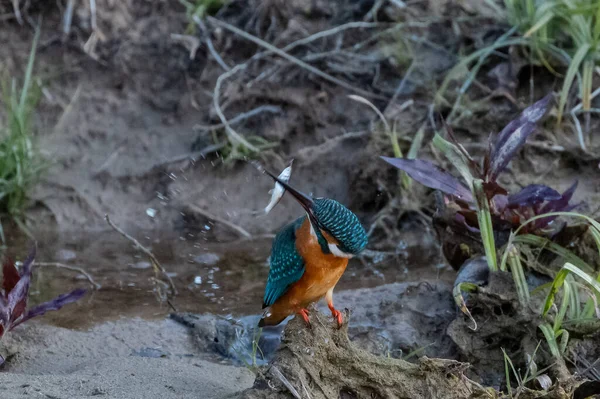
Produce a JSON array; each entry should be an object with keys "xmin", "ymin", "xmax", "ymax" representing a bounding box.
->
[
  {"xmin": 381, "ymin": 157, "xmax": 473, "ymax": 202},
  {"xmin": 507, "ymin": 184, "xmax": 561, "ymax": 208},
  {"xmin": 488, "ymin": 94, "xmax": 553, "ymax": 180},
  {"xmin": 7, "ymin": 275, "xmax": 31, "ymax": 322},
  {"xmin": 11, "ymin": 289, "xmax": 86, "ymax": 330},
  {"xmin": 2, "ymin": 257, "xmax": 20, "ymax": 294}
]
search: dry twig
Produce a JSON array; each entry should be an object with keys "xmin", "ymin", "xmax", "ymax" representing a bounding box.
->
[
  {"xmin": 35, "ymin": 262, "xmax": 101, "ymax": 290},
  {"xmin": 206, "ymin": 16, "xmax": 385, "ymax": 100},
  {"xmin": 196, "ymin": 17, "xmax": 230, "ymax": 71},
  {"xmin": 104, "ymin": 214, "xmax": 178, "ymax": 295},
  {"xmin": 12, "ymin": 0, "xmax": 22, "ymax": 25},
  {"xmin": 193, "ymin": 105, "xmax": 282, "ymax": 131}
]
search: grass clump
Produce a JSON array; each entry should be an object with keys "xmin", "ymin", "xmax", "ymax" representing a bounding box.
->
[
  {"xmin": 504, "ymin": 0, "xmax": 600, "ymax": 125},
  {"xmin": 0, "ymin": 30, "xmax": 45, "ymax": 238},
  {"xmin": 440, "ymin": 0, "xmax": 600, "ymax": 148}
]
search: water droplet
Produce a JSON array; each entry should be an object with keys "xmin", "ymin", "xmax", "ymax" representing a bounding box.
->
[
  {"xmin": 146, "ymin": 208, "xmax": 157, "ymax": 218},
  {"xmin": 130, "ymin": 261, "xmax": 151, "ymax": 270}
]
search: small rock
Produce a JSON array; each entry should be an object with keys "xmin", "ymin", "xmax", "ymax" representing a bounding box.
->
[{"xmin": 131, "ymin": 347, "xmax": 167, "ymax": 358}]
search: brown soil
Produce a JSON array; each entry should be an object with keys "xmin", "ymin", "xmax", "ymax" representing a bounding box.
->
[
  {"xmin": 1, "ymin": 0, "xmax": 600, "ymax": 398},
  {"xmin": 0, "ymin": 0, "xmax": 598, "ymax": 238}
]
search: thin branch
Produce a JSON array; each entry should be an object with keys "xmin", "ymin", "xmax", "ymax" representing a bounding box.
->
[
  {"xmin": 385, "ymin": 61, "xmax": 416, "ymax": 115},
  {"xmin": 292, "ymin": 130, "xmax": 369, "ymax": 161},
  {"xmin": 12, "ymin": 0, "xmax": 22, "ymax": 25},
  {"xmin": 104, "ymin": 214, "xmax": 177, "ymax": 295},
  {"xmin": 194, "ymin": 18, "xmax": 383, "ymax": 155},
  {"xmin": 185, "ymin": 204, "xmax": 252, "ymax": 238},
  {"xmin": 89, "ymin": 0, "xmax": 97, "ymax": 31},
  {"xmin": 193, "ymin": 105, "xmax": 282, "ymax": 131},
  {"xmin": 212, "ymin": 62, "xmax": 261, "ymax": 152},
  {"xmin": 63, "ymin": 0, "xmax": 75, "ymax": 35},
  {"xmin": 280, "ymin": 21, "xmax": 380, "ymax": 51},
  {"xmin": 196, "ymin": 17, "xmax": 230, "ymax": 71},
  {"xmin": 170, "ymin": 34, "xmax": 201, "ymax": 60},
  {"xmin": 35, "ymin": 262, "xmax": 101, "ymax": 290},
  {"xmin": 206, "ymin": 16, "xmax": 386, "ymax": 100}
]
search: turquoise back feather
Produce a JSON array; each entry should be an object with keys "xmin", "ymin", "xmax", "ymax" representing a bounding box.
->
[{"xmin": 262, "ymin": 217, "xmax": 306, "ymax": 308}]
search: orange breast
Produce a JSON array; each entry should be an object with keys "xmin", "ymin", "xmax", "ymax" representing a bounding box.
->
[{"xmin": 279, "ymin": 218, "xmax": 348, "ymax": 309}]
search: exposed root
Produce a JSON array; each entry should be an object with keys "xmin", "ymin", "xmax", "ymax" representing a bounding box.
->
[{"xmin": 237, "ymin": 310, "xmax": 499, "ymax": 399}]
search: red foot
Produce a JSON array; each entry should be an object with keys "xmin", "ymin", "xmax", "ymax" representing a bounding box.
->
[
  {"xmin": 328, "ymin": 303, "xmax": 343, "ymax": 329},
  {"xmin": 298, "ymin": 308, "xmax": 311, "ymax": 328}
]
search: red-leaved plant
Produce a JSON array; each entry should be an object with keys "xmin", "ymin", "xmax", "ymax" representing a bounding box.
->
[
  {"xmin": 382, "ymin": 95, "xmax": 580, "ymax": 268},
  {"xmin": 0, "ymin": 247, "xmax": 85, "ymax": 364}
]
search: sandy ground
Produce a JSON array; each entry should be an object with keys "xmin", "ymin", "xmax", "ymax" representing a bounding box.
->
[{"xmin": 0, "ymin": 318, "xmax": 255, "ymax": 399}]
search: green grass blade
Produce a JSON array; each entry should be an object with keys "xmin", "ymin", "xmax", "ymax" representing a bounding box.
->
[
  {"xmin": 524, "ymin": 11, "xmax": 555, "ymax": 37},
  {"xmin": 582, "ymin": 60, "xmax": 594, "ymax": 112},
  {"xmin": 594, "ymin": 2, "xmax": 600, "ymax": 41},
  {"xmin": 507, "ymin": 245, "xmax": 530, "ymax": 307},
  {"xmin": 543, "ymin": 262, "xmax": 600, "ymax": 317},
  {"xmin": 557, "ymin": 43, "xmax": 590, "ymax": 124},
  {"xmin": 539, "ymin": 323, "xmax": 561, "ymax": 359},
  {"xmin": 407, "ymin": 123, "xmax": 425, "ymax": 160},
  {"xmin": 564, "ymin": 262, "xmax": 600, "ymax": 293},
  {"xmin": 512, "ymin": 234, "xmax": 594, "ymax": 274},
  {"xmin": 553, "ymin": 279, "xmax": 571, "ymax": 332},
  {"xmin": 543, "ymin": 268, "xmax": 569, "ymax": 316},
  {"xmin": 502, "ymin": 348, "xmax": 515, "ymax": 396},
  {"xmin": 18, "ymin": 28, "xmax": 40, "ymax": 115},
  {"xmin": 558, "ymin": 329, "xmax": 569, "ymax": 355},
  {"xmin": 473, "ymin": 179, "xmax": 497, "ymax": 271},
  {"xmin": 514, "ymin": 211, "xmax": 600, "ymax": 237},
  {"xmin": 436, "ymin": 37, "xmax": 528, "ymax": 104}
]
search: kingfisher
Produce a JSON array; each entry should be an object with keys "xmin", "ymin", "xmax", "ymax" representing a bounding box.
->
[{"xmin": 257, "ymin": 169, "xmax": 368, "ymax": 328}]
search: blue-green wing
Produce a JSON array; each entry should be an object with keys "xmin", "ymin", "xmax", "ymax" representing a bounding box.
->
[{"xmin": 262, "ymin": 217, "xmax": 306, "ymax": 308}]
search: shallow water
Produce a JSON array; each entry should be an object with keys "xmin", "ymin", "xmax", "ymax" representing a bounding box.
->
[{"xmin": 6, "ymin": 225, "xmax": 452, "ymax": 330}]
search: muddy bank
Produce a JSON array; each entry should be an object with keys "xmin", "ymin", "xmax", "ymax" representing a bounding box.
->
[
  {"xmin": 173, "ymin": 280, "xmax": 456, "ymax": 365},
  {"xmin": 1, "ymin": 0, "xmax": 596, "ymax": 240},
  {"xmin": 0, "ymin": 1, "xmax": 600, "ymax": 398},
  {"xmin": 236, "ymin": 310, "xmax": 495, "ymax": 399},
  {"xmin": 0, "ymin": 318, "xmax": 254, "ymax": 398}
]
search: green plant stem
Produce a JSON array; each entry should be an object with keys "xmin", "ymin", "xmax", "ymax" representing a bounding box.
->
[
  {"xmin": 507, "ymin": 245, "xmax": 530, "ymax": 307},
  {"xmin": 473, "ymin": 179, "xmax": 498, "ymax": 271}
]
